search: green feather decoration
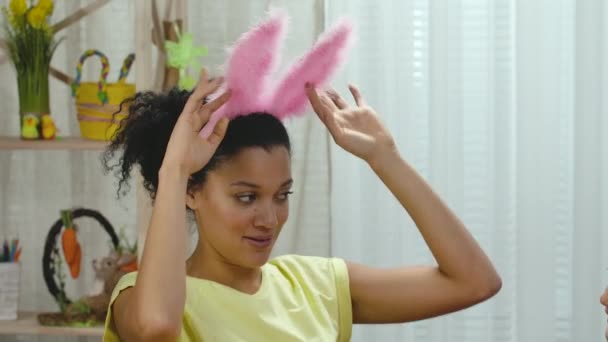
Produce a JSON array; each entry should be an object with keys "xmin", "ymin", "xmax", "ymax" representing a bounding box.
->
[{"xmin": 165, "ymin": 26, "xmax": 208, "ymax": 90}]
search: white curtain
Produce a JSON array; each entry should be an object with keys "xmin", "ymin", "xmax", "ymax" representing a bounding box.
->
[{"xmin": 326, "ymin": 1, "xmax": 607, "ymax": 341}]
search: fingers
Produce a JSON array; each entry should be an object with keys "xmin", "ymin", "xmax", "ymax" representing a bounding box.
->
[
  {"xmin": 306, "ymin": 83, "xmax": 339, "ymax": 113},
  {"xmin": 202, "ymin": 90, "xmax": 232, "ymax": 114},
  {"xmin": 183, "ymin": 69, "xmax": 209, "ymax": 114},
  {"xmin": 305, "ymin": 82, "xmax": 328, "ymax": 115},
  {"xmin": 348, "ymin": 84, "xmax": 366, "ymax": 107},
  {"xmin": 207, "ymin": 117, "xmax": 230, "ymax": 145},
  {"xmin": 183, "ymin": 69, "xmax": 224, "ymax": 114},
  {"xmin": 326, "ymin": 88, "xmax": 349, "ymax": 109},
  {"xmin": 195, "ymin": 90, "xmax": 232, "ymax": 127},
  {"xmin": 319, "ymin": 92, "xmax": 339, "ymax": 112},
  {"xmin": 305, "ymin": 84, "xmax": 342, "ymax": 137}
]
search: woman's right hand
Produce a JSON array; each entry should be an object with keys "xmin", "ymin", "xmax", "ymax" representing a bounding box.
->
[{"xmin": 161, "ymin": 69, "xmax": 232, "ymax": 178}]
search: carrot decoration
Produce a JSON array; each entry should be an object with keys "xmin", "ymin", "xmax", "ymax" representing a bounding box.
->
[
  {"xmin": 62, "ymin": 231, "xmax": 77, "ymax": 264},
  {"xmin": 60, "ymin": 210, "xmax": 82, "ymax": 279},
  {"xmin": 69, "ymin": 245, "xmax": 82, "ymax": 278},
  {"xmin": 120, "ymin": 259, "xmax": 138, "ymax": 273}
]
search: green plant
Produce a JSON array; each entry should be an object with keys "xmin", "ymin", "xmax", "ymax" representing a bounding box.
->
[
  {"xmin": 2, "ymin": 0, "xmax": 61, "ymax": 115},
  {"xmin": 112, "ymin": 225, "xmax": 137, "ymax": 255}
]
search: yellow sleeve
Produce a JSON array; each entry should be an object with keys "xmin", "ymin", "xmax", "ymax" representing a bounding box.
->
[
  {"xmin": 329, "ymin": 258, "xmax": 352, "ymax": 342},
  {"xmin": 102, "ymin": 272, "xmax": 138, "ymax": 342}
]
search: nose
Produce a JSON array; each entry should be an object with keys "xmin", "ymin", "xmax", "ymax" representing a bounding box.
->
[{"xmin": 253, "ymin": 202, "xmax": 278, "ymax": 229}]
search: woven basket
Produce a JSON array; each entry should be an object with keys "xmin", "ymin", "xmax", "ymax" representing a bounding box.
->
[{"xmin": 71, "ymin": 50, "xmax": 135, "ymax": 141}]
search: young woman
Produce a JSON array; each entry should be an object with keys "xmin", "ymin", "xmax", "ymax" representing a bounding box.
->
[
  {"xmin": 101, "ymin": 70, "xmax": 501, "ymax": 341},
  {"xmin": 102, "ymin": 10, "xmax": 501, "ymax": 341}
]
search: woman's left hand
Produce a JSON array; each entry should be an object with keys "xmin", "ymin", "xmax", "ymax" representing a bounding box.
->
[{"xmin": 306, "ymin": 83, "xmax": 397, "ymax": 164}]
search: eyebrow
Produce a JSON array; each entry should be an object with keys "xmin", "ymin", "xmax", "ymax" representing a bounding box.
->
[{"xmin": 230, "ymin": 179, "xmax": 293, "ymax": 189}]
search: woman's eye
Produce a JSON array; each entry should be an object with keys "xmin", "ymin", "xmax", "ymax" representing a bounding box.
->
[
  {"xmin": 277, "ymin": 191, "xmax": 293, "ymax": 201},
  {"xmin": 236, "ymin": 194, "xmax": 256, "ymax": 203}
]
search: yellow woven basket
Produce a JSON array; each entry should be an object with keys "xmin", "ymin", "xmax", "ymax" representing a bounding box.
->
[{"xmin": 71, "ymin": 50, "xmax": 135, "ymax": 141}]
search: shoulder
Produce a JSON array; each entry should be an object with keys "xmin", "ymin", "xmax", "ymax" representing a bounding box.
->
[
  {"xmin": 268, "ymin": 254, "xmax": 334, "ymax": 269},
  {"xmin": 109, "ymin": 272, "xmax": 138, "ymax": 301},
  {"xmin": 115, "ymin": 271, "xmax": 138, "ymax": 287},
  {"xmin": 266, "ymin": 254, "xmax": 350, "ymax": 295},
  {"xmin": 268, "ymin": 254, "xmax": 347, "ymax": 279},
  {"xmin": 103, "ymin": 272, "xmax": 138, "ymax": 341}
]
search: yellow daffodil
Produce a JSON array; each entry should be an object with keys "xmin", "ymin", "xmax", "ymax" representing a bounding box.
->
[
  {"xmin": 36, "ymin": 0, "xmax": 54, "ymax": 16},
  {"xmin": 2, "ymin": 0, "xmax": 60, "ymax": 127},
  {"xmin": 9, "ymin": 0, "xmax": 27, "ymax": 17},
  {"xmin": 27, "ymin": 6, "xmax": 47, "ymax": 29}
]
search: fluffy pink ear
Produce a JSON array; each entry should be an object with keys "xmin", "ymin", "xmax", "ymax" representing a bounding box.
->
[
  {"xmin": 268, "ymin": 19, "xmax": 354, "ymax": 119},
  {"xmin": 200, "ymin": 9, "xmax": 287, "ymax": 138}
]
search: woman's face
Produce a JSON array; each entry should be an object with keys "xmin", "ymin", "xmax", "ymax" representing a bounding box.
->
[
  {"xmin": 602, "ymin": 287, "xmax": 608, "ymax": 340},
  {"xmin": 187, "ymin": 146, "xmax": 292, "ymax": 269}
]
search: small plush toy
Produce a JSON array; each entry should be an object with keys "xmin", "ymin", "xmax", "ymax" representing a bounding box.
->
[
  {"xmin": 65, "ymin": 250, "xmax": 137, "ymax": 320},
  {"xmin": 41, "ymin": 114, "xmax": 57, "ymax": 140},
  {"xmin": 21, "ymin": 114, "xmax": 40, "ymax": 139}
]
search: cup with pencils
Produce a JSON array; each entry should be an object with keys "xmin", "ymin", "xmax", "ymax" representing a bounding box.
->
[{"xmin": 0, "ymin": 239, "xmax": 21, "ymax": 320}]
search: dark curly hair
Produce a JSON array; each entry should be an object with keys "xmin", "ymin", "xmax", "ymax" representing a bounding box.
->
[{"xmin": 102, "ymin": 87, "xmax": 291, "ymax": 200}]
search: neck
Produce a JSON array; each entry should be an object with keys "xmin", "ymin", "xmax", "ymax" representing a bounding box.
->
[{"xmin": 186, "ymin": 242, "xmax": 263, "ymax": 295}]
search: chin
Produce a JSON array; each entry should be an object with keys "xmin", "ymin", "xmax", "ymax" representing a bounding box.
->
[
  {"xmin": 232, "ymin": 249, "xmax": 272, "ymax": 269},
  {"xmin": 239, "ymin": 237, "xmax": 276, "ymax": 267},
  {"xmin": 247, "ymin": 250, "xmax": 273, "ymax": 267}
]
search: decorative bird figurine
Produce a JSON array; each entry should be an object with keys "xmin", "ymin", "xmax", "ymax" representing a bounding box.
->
[
  {"xmin": 41, "ymin": 114, "xmax": 57, "ymax": 140},
  {"xmin": 21, "ymin": 114, "xmax": 40, "ymax": 140}
]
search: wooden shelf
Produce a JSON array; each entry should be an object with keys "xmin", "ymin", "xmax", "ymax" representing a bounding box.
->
[
  {"xmin": 0, "ymin": 311, "xmax": 103, "ymax": 336},
  {"xmin": 0, "ymin": 136, "xmax": 107, "ymax": 150}
]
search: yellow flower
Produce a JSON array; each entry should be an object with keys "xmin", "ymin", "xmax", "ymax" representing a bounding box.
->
[
  {"xmin": 27, "ymin": 6, "xmax": 47, "ymax": 29},
  {"xmin": 9, "ymin": 0, "xmax": 27, "ymax": 17},
  {"xmin": 36, "ymin": 0, "xmax": 54, "ymax": 16}
]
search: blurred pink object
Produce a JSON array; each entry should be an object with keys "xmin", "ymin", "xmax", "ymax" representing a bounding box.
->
[{"xmin": 200, "ymin": 9, "xmax": 354, "ymax": 138}]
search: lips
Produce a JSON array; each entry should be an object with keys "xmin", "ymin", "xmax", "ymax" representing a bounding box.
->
[{"xmin": 243, "ymin": 236, "xmax": 273, "ymax": 248}]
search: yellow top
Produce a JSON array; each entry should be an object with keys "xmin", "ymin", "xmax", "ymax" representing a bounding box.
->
[{"xmin": 103, "ymin": 255, "xmax": 352, "ymax": 341}]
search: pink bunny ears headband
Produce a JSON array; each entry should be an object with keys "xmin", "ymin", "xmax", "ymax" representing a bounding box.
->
[{"xmin": 200, "ymin": 9, "xmax": 355, "ymax": 138}]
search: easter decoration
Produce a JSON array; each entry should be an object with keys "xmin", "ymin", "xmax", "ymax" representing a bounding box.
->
[
  {"xmin": 70, "ymin": 50, "xmax": 135, "ymax": 141},
  {"xmin": 40, "ymin": 113, "xmax": 57, "ymax": 139},
  {"xmin": 38, "ymin": 208, "xmax": 138, "ymax": 327},
  {"xmin": 1, "ymin": 0, "xmax": 115, "ymax": 139},
  {"xmin": 1, "ymin": 0, "xmax": 60, "ymax": 139},
  {"xmin": 164, "ymin": 24, "xmax": 208, "ymax": 90},
  {"xmin": 149, "ymin": 0, "xmax": 203, "ymax": 91}
]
